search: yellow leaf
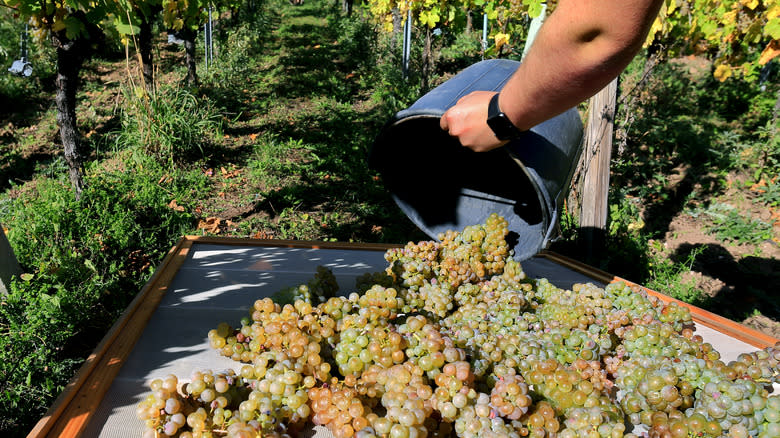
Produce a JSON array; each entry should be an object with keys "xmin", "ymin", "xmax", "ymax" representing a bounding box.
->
[
  {"xmin": 721, "ymin": 10, "xmax": 737, "ymax": 25},
  {"xmin": 759, "ymin": 40, "xmax": 780, "ymax": 65},
  {"xmin": 768, "ymin": 5, "xmax": 780, "ymax": 20},
  {"xmin": 494, "ymin": 32, "xmax": 509, "ymax": 50},
  {"xmin": 52, "ymin": 18, "xmax": 66, "ymax": 32},
  {"xmin": 713, "ymin": 64, "xmax": 732, "ymax": 82},
  {"xmin": 740, "ymin": 0, "xmax": 758, "ymax": 10},
  {"xmin": 645, "ymin": 15, "xmax": 663, "ymax": 46}
]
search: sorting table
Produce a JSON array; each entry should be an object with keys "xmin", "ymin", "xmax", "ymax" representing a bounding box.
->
[{"xmin": 27, "ymin": 237, "xmax": 779, "ymax": 438}]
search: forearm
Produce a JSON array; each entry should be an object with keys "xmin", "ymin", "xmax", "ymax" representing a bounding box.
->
[{"xmin": 500, "ymin": 0, "xmax": 663, "ymax": 130}]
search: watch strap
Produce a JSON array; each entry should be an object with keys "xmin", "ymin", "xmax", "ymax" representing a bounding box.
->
[{"xmin": 487, "ymin": 93, "xmax": 523, "ymax": 141}]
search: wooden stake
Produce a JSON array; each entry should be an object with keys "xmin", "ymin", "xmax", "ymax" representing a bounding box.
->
[
  {"xmin": 0, "ymin": 223, "xmax": 21, "ymax": 296},
  {"xmin": 580, "ymin": 78, "xmax": 618, "ymax": 259}
]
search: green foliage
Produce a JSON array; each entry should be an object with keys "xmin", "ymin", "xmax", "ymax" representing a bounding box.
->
[
  {"xmin": 553, "ymin": 192, "xmax": 651, "ymax": 282},
  {"xmin": 613, "ymin": 57, "xmax": 776, "ymax": 213},
  {"xmin": 694, "ymin": 202, "xmax": 774, "ymax": 244},
  {"xmin": 115, "ymin": 84, "xmax": 224, "ymax": 167},
  {"xmin": 757, "ymin": 177, "xmax": 780, "ymax": 207},
  {"xmin": 202, "ymin": 7, "xmax": 271, "ymax": 82},
  {"xmin": 0, "ymin": 9, "xmax": 56, "ymax": 113},
  {"xmin": 331, "ymin": 11, "xmax": 378, "ymax": 78},
  {"xmin": 363, "ymin": 0, "xmax": 546, "ymax": 50},
  {"xmin": 369, "ymin": 30, "xmax": 424, "ymax": 113},
  {"xmin": 0, "ymin": 274, "xmax": 83, "ymax": 436},
  {"xmin": 437, "ymin": 29, "xmax": 482, "ymax": 73},
  {"xmin": 646, "ymin": 243, "xmax": 705, "ymax": 305},
  {"xmin": 735, "ymin": 120, "xmax": 780, "ymax": 181},
  {"xmin": 0, "ymin": 165, "xmax": 198, "ymax": 435},
  {"xmin": 647, "ymin": 0, "xmax": 780, "ymax": 81},
  {"xmin": 162, "ymin": 0, "xmax": 242, "ymax": 33},
  {"xmin": 248, "ymin": 135, "xmax": 312, "ymax": 187},
  {"xmin": 600, "ymin": 193, "xmax": 651, "ymax": 281},
  {"xmin": 276, "ymin": 209, "xmax": 321, "ymax": 239}
]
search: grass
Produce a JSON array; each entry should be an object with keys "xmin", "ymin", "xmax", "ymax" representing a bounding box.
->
[
  {"xmin": 645, "ymin": 243, "xmax": 705, "ymax": 304},
  {"xmin": 115, "ymin": 84, "xmax": 224, "ymax": 167}
]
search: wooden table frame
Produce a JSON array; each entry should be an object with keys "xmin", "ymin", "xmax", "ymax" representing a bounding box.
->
[{"xmin": 27, "ymin": 237, "xmax": 778, "ymax": 438}]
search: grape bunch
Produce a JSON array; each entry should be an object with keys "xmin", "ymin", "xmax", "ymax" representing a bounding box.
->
[
  {"xmin": 727, "ymin": 346, "xmax": 780, "ymax": 386},
  {"xmin": 489, "ymin": 373, "xmax": 532, "ymax": 420},
  {"xmin": 333, "ymin": 313, "xmax": 404, "ymax": 377},
  {"xmin": 272, "ymin": 265, "xmax": 340, "ymax": 306},
  {"xmin": 136, "ymin": 214, "xmax": 780, "ymax": 438},
  {"xmin": 136, "ymin": 374, "xmax": 191, "ymax": 437}
]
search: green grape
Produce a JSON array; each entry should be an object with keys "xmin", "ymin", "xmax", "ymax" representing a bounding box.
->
[{"xmin": 136, "ymin": 215, "xmax": 780, "ymax": 438}]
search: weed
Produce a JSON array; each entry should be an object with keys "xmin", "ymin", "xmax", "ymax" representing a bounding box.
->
[
  {"xmin": 115, "ymin": 84, "xmax": 223, "ymax": 168},
  {"xmin": 202, "ymin": 7, "xmax": 271, "ymax": 85},
  {"xmin": 552, "ymin": 192, "xmax": 651, "ymax": 282},
  {"xmin": 276, "ymin": 209, "xmax": 320, "ymax": 239},
  {"xmin": 694, "ymin": 202, "xmax": 774, "ymax": 245},
  {"xmin": 437, "ymin": 30, "xmax": 482, "ymax": 73},
  {"xmin": 0, "ymin": 164, "xmax": 197, "ymax": 435},
  {"xmin": 248, "ymin": 135, "xmax": 312, "ymax": 187},
  {"xmin": 741, "ymin": 121, "xmax": 780, "ymax": 182},
  {"xmin": 330, "ymin": 11, "xmax": 378, "ymax": 79},
  {"xmin": 757, "ymin": 178, "xmax": 780, "ymax": 207},
  {"xmin": 646, "ymin": 243, "xmax": 705, "ymax": 304}
]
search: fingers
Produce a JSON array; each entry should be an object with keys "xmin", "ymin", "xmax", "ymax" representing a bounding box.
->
[{"xmin": 439, "ymin": 110, "xmax": 450, "ymax": 132}]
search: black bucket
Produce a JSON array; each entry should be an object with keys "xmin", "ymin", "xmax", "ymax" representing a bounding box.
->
[{"xmin": 370, "ymin": 59, "xmax": 583, "ymax": 261}]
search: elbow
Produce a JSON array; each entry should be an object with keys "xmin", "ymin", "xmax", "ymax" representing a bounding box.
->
[{"xmin": 576, "ymin": 26, "xmax": 646, "ymax": 68}]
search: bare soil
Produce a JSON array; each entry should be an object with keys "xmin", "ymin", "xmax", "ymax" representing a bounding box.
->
[{"xmin": 659, "ymin": 176, "xmax": 780, "ymax": 338}]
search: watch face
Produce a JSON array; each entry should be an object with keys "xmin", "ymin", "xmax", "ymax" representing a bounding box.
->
[{"xmin": 487, "ymin": 114, "xmax": 515, "ymax": 140}]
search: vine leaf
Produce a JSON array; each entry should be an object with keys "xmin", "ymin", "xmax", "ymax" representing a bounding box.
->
[
  {"xmin": 494, "ymin": 32, "xmax": 509, "ymax": 50},
  {"xmin": 740, "ymin": 0, "xmax": 759, "ymax": 9},
  {"xmin": 713, "ymin": 64, "xmax": 732, "ymax": 82},
  {"xmin": 766, "ymin": 17, "xmax": 780, "ymax": 39},
  {"xmin": 758, "ymin": 39, "xmax": 780, "ymax": 65}
]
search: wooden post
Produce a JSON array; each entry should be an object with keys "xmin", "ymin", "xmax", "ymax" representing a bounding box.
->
[
  {"xmin": 580, "ymin": 78, "xmax": 618, "ymax": 260},
  {"xmin": 1, "ymin": 223, "xmax": 21, "ymax": 295}
]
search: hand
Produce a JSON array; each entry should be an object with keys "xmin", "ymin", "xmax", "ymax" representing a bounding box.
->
[{"xmin": 440, "ymin": 91, "xmax": 508, "ymax": 152}]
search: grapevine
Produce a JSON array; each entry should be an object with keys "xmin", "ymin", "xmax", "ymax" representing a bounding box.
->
[
  {"xmin": 137, "ymin": 213, "xmax": 780, "ymax": 438},
  {"xmin": 646, "ymin": 0, "xmax": 780, "ymax": 81}
]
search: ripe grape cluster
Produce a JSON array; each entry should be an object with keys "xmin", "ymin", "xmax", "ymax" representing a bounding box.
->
[{"xmin": 137, "ymin": 213, "xmax": 780, "ymax": 438}]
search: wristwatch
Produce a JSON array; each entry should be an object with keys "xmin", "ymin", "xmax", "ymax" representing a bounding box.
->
[{"xmin": 486, "ymin": 92, "xmax": 523, "ymax": 141}]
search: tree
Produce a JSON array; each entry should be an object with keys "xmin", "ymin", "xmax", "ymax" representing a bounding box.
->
[
  {"xmin": 162, "ymin": 0, "xmax": 211, "ymax": 85},
  {"xmin": 2, "ymin": 0, "xmax": 110, "ymax": 199}
]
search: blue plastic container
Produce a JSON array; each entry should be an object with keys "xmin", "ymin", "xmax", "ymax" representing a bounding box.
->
[{"xmin": 370, "ymin": 59, "xmax": 583, "ymax": 261}]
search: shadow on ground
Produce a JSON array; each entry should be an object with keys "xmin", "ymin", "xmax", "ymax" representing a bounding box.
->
[{"xmin": 672, "ymin": 242, "xmax": 780, "ymax": 323}]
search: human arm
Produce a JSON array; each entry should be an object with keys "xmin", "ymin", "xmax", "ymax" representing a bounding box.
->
[{"xmin": 439, "ymin": 0, "xmax": 664, "ymax": 152}]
